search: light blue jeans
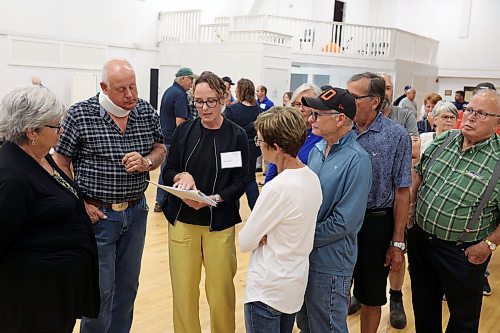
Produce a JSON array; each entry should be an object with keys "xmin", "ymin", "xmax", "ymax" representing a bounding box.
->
[
  {"xmin": 296, "ymin": 271, "xmax": 351, "ymax": 333},
  {"xmin": 80, "ymin": 196, "xmax": 148, "ymax": 333},
  {"xmin": 245, "ymin": 301, "xmax": 296, "ymax": 333}
]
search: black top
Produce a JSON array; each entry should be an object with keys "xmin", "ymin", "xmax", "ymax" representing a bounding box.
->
[
  {"xmin": 224, "ymin": 102, "xmax": 261, "ymax": 142},
  {"xmin": 417, "ymin": 119, "xmax": 435, "ymax": 134},
  {"xmin": 0, "ymin": 141, "xmax": 100, "ymax": 331},
  {"xmin": 177, "ymin": 125, "xmax": 218, "ymax": 226},
  {"xmin": 163, "ymin": 117, "xmax": 249, "ymax": 231}
]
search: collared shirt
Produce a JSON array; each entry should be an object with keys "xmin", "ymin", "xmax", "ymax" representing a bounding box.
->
[
  {"xmin": 307, "ymin": 131, "xmax": 372, "ymax": 275},
  {"xmin": 56, "ymin": 94, "xmax": 163, "ymax": 203},
  {"xmin": 415, "ymin": 131, "xmax": 499, "ymax": 242},
  {"xmin": 354, "ymin": 112, "xmax": 412, "ymax": 209},
  {"xmin": 386, "ymin": 106, "xmax": 419, "ymax": 136},
  {"xmin": 258, "ymin": 96, "xmax": 274, "ymax": 112}
]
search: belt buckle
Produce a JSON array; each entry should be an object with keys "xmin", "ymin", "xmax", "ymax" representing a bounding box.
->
[{"xmin": 111, "ymin": 202, "xmax": 129, "ymax": 212}]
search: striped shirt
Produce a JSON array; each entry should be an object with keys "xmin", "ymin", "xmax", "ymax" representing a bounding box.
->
[
  {"xmin": 55, "ymin": 94, "xmax": 163, "ymax": 203},
  {"xmin": 414, "ymin": 130, "xmax": 499, "ymax": 241}
]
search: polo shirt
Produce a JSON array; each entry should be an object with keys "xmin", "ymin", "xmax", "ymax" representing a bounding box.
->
[
  {"xmin": 159, "ymin": 81, "xmax": 191, "ymax": 145},
  {"xmin": 415, "ymin": 131, "xmax": 499, "ymax": 241},
  {"xmin": 354, "ymin": 112, "xmax": 412, "ymax": 209}
]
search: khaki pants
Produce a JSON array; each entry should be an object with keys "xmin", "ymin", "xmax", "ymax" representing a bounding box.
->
[{"xmin": 168, "ymin": 221, "xmax": 237, "ymax": 333}]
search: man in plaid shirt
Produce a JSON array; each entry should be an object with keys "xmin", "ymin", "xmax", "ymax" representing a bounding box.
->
[
  {"xmin": 408, "ymin": 89, "xmax": 499, "ymax": 332},
  {"xmin": 54, "ymin": 59, "xmax": 166, "ymax": 333}
]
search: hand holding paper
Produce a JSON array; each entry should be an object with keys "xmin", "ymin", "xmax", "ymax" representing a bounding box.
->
[{"xmin": 147, "ymin": 181, "xmax": 217, "ymax": 207}]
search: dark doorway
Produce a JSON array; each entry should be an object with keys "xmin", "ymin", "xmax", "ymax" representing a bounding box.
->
[
  {"xmin": 332, "ymin": 1, "xmax": 345, "ymax": 47},
  {"xmin": 150, "ymin": 68, "xmax": 159, "ymax": 110}
]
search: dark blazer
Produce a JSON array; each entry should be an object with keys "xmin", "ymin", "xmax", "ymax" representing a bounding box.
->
[
  {"xmin": 0, "ymin": 141, "xmax": 100, "ymax": 331},
  {"xmin": 163, "ymin": 118, "xmax": 249, "ymax": 231}
]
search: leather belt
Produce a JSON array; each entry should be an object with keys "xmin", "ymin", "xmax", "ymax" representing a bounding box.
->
[
  {"xmin": 365, "ymin": 208, "xmax": 393, "ymax": 218},
  {"xmin": 85, "ymin": 197, "xmax": 141, "ymax": 212}
]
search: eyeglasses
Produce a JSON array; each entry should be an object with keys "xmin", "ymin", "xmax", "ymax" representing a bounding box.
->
[
  {"xmin": 291, "ymin": 102, "xmax": 310, "ymax": 109},
  {"xmin": 254, "ymin": 136, "xmax": 265, "ymax": 147},
  {"xmin": 349, "ymin": 94, "xmax": 375, "ymax": 101},
  {"xmin": 194, "ymin": 98, "xmax": 219, "ymax": 109},
  {"xmin": 464, "ymin": 108, "xmax": 500, "ymax": 120},
  {"xmin": 44, "ymin": 124, "xmax": 63, "ymax": 133},
  {"xmin": 439, "ymin": 115, "xmax": 457, "ymax": 121},
  {"xmin": 310, "ymin": 111, "xmax": 340, "ymax": 121}
]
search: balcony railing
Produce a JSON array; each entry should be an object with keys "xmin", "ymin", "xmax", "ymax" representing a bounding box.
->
[{"xmin": 158, "ymin": 12, "xmax": 438, "ymax": 64}]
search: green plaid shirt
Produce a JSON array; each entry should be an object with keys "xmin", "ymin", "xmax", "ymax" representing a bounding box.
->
[{"xmin": 415, "ymin": 130, "xmax": 499, "ymax": 241}]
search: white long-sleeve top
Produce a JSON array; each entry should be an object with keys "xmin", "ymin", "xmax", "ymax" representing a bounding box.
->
[{"xmin": 239, "ymin": 166, "xmax": 322, "ymax": 314}]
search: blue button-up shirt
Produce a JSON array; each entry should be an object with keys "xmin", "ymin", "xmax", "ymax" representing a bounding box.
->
[{"xmin": 354, "ymin": 112, "xmax": 412, "ymax": 209}]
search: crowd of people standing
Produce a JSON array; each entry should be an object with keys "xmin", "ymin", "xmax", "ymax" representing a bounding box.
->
[{"xmin": 0, "ymin": 59, "xmax": 498, "ymax": 333}]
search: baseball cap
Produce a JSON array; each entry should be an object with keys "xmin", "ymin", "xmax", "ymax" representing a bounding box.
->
[
  {"xmin": 175, "ymin": 67, "xmax": 196, "ymax": 78},
  {"xmin": 320, "ymin": 84, "xmax": 334, "ymax": 92},
  {"xmin": 301, "ymin": 87, "xmax": 356, "ymax": 120},
  {"xmin": 404, "ymin": 85, "xmax": 412, "ymax": 91},
  {"xmin": 222, "ymin": 76, "xmax": 235, "ymax": 85}
]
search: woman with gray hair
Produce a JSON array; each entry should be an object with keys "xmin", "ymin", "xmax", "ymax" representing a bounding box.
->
[
  {"xmin": 0, "ymin": 86, "xmax": 100, "ymax": 332},
  {"xmin": 420, "ymin": 101, "xmax": 459, "ymax": 155},
  {"xmin": 264, "ymin": 83, "xmax": 323, "ymax": 183}
]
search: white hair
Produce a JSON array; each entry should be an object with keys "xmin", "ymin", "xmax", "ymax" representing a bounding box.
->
[
  {"xmin": 289, "ymin": 83, "xmax": 322, "ymax": 105},
  {"xmin": 0, "ymin": 86, "xmax": 66, "ymax": 144}
]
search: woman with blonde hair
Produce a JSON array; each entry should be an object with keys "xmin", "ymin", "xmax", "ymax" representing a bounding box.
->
[{"xmin": 240, "ymin": 106, "xmax": 322, "ymax": 333}]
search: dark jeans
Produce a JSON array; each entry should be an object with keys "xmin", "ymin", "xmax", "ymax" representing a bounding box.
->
[
  {"xmin": 407, "ymin": 225, "xmax": 490, "ymax": 333},
  {"xmin": 244, "ymin": 302, "xmax": 295, "ymax": 333},
  {"xmin": 245, "ymin": 144, "xmax": 260, "ymax": 210}
]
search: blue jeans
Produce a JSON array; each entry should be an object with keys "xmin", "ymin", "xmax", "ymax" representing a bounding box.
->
[
  {"xmin": 244, "ymin": 301, "xmax": 295, "ymax": 333},
  {"xmin": 80, "ymin": 196, "xmax": 148, "ymax": 333},
  {"xmin": 296, "ymin": 271, "xmax": 351, "ymax": 333}
]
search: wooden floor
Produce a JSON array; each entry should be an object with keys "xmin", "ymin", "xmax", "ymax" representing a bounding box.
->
[{"xmin": 74, "ymin": 169, "xmax": 500, "ymax": 332}]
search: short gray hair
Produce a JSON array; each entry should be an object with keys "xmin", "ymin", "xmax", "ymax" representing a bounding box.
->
[
  {"xmin": 289, "ymin": 83, "xmax": 322, "ymax": 105},
  {"xmin": 0, "ymin": 86, "xmax": 66, "ymax": 144},
  {"xmin": 348, "ymin": 72, "xmax": 386, "ymax": 112},
  {"xmin": 432, "ymin": 101, "xmax": 458, "ymax": 118}
]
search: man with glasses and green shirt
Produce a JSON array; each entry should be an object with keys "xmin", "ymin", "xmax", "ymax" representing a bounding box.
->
[{"xmin": 408, "ymin": 88, "xmax": 500, "ymax": 332}]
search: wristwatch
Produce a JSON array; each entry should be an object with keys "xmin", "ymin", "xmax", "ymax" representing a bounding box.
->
[
  {"xmin": 144, "ymin": 157, "xmax": 153, "ymax": 170},
  {"xmin": 390, "ymin": 241, "xmax": 406, "ymax": 251},
  {"xmin": 484, "ymin": 239, "xmax": 497, "ymax": 251}
]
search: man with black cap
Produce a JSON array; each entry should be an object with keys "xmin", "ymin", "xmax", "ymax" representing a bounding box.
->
[
  {"xmin": 222, "ymin": 76, "xmax": 237, "ymax": 105},
  {"xmin": 348, "ymin": 72, "xmax": 412, "ymax": 333},
  {"xmin": 154, "ymin": 67, "xmax": 197, "ymax": 212},
  {"xmin": 393, "ymin": 85, "xmax": 411, "ymax": 106},
  {"xmin": 296, "ymin": 87, "xmax": 373, "ymax": 333}
]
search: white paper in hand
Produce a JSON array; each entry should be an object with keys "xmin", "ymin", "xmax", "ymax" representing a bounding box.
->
[{"xmin": 147, "ymin": 181, "xmax": 217, "ymax": 206}]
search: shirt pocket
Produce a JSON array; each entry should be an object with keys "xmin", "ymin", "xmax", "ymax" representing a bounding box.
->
[{"xmin": 450, "ymin": 170, "xmax": 489, "ymax": 207}]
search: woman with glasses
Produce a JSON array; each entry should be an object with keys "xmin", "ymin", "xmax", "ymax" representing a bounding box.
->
[
  {"xmin": 224, "ymin": 78, "xmax": 261, "ymax": 209},
  {"xmin": 420, "ymin": 101, "xmax": 458, "ymax": 155},
  {"xmin": 0, "ymin": 86, "xmax": 100, "ymax": 332},
  {"xmin": 239, "ymin": 106, "xmax": 322, "ymax": 333},
  {"xmin": 264, "ymin": 83, "xmax": 323, "ymax": 183},
  {"xmin": 161, "ymin": 72, "xmax": 249, "ymax": 333}
]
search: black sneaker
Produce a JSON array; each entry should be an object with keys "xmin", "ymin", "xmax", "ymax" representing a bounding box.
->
[
  {"xmin": 348, "ymin": 295, "xmax": 361, "ymax": 315},
  {"xmin": 390, "ymin": 298, "xmax": 407, "ymax": 329},
  {"xmin": 153, "ymin": 202, "xmax": 163, "ymax": 212},
  {"xmin": 483, "ymin": 276, "xmax": 492, "ymax": 296}
]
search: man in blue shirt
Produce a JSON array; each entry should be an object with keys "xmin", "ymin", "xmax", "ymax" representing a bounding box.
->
[
  {"xmin": 348, "ymin": 72, "xmax": 412, "ymax": 333},
  {"xmin": 296, "ymin": 87, "xmax": 372, "ymax": 333},
  {"xmin": 256, "ymin": 85, "xmax": 274, "ymax": 111},
  {"xmin": 155, "ymin": 67, "xmax": 196, "ymax": 211}
]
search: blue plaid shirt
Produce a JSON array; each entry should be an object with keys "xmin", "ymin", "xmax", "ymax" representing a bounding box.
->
[
  {"xmin": 354, "ymin": 112, "xmax": 412, "ymax": 209},
  {"xmin": 56, "ymin": 93, "xmax": 163, "ymax": 203}
]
